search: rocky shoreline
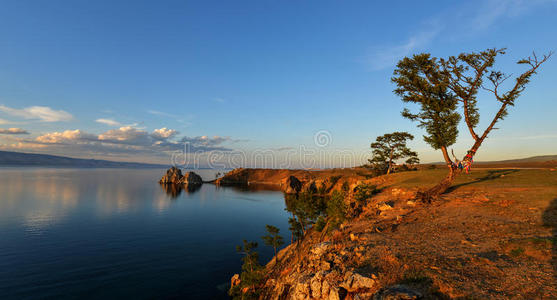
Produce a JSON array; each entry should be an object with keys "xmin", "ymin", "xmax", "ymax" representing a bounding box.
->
[{"xmin": 157, "ymin": 167, "xmax": 557, "ymax": 299}]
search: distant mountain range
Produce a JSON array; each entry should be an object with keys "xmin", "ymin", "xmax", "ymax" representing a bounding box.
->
[
  {"xmin": 0, "ymin": 150, "xmax": 168, "ymax": 168},
  {"xmin": 1, "ymin": 150, "xmax": 555, "ymax": 169}
]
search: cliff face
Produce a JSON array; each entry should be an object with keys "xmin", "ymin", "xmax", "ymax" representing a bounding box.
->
[
  {"xmin": 215, "ymin": 168, "xmax": 371, "ymax": 195},
  {"xmin": 239, "ymin": 184, "xmax": 427, "ymax": 300}
]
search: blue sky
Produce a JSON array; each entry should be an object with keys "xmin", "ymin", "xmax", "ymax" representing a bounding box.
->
[{"xmin": 0, "ymin": 0, "xmax": 556, "ymax": 167}]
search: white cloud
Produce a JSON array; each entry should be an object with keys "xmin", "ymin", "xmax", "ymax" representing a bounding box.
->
[
  {"xmin": 147, "ymin": 110, "xmax": 178, "ymax": 118},
  {"xmin": 36, "ymin": 130, "xmax": 96, "ymax": 144},
  {"xmin": 366, "ymin": 28, "xmax": 440, "ymax": 70},
  {"xmin": 151, "ymin": 127, "xmax": 178, "ymax": 140},
  {"xmin": 1, "ymin": 123, "xmax": 236, "ymax": 159},
  {"xmin": 471, "ymin": 0, "xmax": 555, "ymax": 30},
  {"xmin": 0, "ymin": 128, "xmax": 29, "ymax": 135},
  {"xmin": 0, "ymin": 105, "xmax": 73, "ymax": 122},
  {"xmin": 96, "ymin": 118, "xmax": 122, "ymax": 126},
  {"xmin": 181, "ymin": 135, "xmax": 230, "ymax": 146}
]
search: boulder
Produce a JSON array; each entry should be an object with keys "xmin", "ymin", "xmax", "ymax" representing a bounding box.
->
[
  {"xmin": 341, "ymin": 271, "xmax": 377, "ymax": 292},
  {"xmin": 182, "ymin": 171, "xmax": 203, "ymax": 186},
  {"xmin": 310, "ymin": 242, "xmax": 331, "ymax": 256},
  {"xmin": 376, "ymin": 202, "xmax": 393, "ymax": 211},
  {"xmin": 159, "ymin": 166, "xmax": 183, "ymax": 184},
  {"xmin": 230, "ymin": 274, "xmax": 241, "ymax": 288},
  {"xmin": 284, "ymin": 176, "xmax": 303, "ymax": 194}
]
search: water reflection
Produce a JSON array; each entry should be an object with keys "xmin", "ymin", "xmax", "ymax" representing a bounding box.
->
[
  {"xmin": 159, "ymin": 183, "xmax": 202, "ymax": 198},
  {"xmin": 0, "ymin": 168, "xmax": 289, "ymax": 299}
]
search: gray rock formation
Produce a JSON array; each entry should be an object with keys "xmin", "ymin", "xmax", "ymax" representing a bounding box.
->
[
  {"xmin": 159, "ymin": 167, "xmax": 203, "ymax": 187},
  {"xmin": 159, "ymin": 166, "xmax": 183, "ymax": 184},
  {"xmin": 182, "ymin": 171, "xmax": 203, "ymax": 186}
]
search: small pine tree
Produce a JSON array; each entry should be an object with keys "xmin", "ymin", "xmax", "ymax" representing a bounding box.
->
[
  {"xmin": 369, "ymin": 132, "xmax": 419, "ymax": 175},
  {"xmin": 261, "ymin": 225, "xmax": 284, "ymax": 264},
  {"xmin": 326, "ymin": 191, "xmax": 346, "ymax": 231},
  {"xmin": 230, "ymin": 240, "xmax": 264, "ymax": 299}
]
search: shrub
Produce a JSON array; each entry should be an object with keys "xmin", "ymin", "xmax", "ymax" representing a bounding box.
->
[
  {"xmin": 326, "ymin": 191, "xmax": 346, "ymax": 230},
  {"xmin": 353, "ymin": 183, "xmax": 379, "ymax": 203}
]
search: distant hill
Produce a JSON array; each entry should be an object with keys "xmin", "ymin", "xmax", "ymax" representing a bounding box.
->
[
  {"xmin": 480, "ymin": 155, "xmax": 557, "ymax": 163},
  {"xmin": 427, "ymin": 155, "xmax": 557, "ymax": 168},
  {"xmin": 0, "ymin": 150, "xmax": 168, "ymax": 168}
]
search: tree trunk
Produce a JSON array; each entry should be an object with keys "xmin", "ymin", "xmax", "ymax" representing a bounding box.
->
[
  {"xmin": 387, "ymin": 148, "xmax": 394, "ymax": 175},
  {"xmin": 417, "ymin": 167, "xmax": 458, "ymax": 203},
  {"xmin": 417, "ymin": 146, "xmax": 458, "ymax": 203}
]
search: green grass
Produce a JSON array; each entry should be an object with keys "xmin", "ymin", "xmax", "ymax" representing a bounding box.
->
[{"xmin": 391, "ymin": 168, "xmax": 557, "ymax": 189}]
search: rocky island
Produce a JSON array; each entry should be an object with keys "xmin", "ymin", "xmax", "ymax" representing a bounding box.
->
[{"xmin": 159, "ymin": 166, "xmax": 203, "ymax": 188}]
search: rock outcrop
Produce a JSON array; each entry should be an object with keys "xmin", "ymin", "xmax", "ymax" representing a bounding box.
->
[
  {"xmin": 283, "ymin": 176, "xmax": 303, "ymax": 194},
  {"xmin": 159, "ymin": 167, "xmax": 203, "ymax": 187},
  {"xmin": 182, "ymin": 171, "xmax": 203, "ymax": 186},
  {"xmin": 159, "ymin": 166, "xmax": 184, "ymax": 184},
  {"xmin": 213, "ymin": 168, "xmax": 370, "ymax": 195}
]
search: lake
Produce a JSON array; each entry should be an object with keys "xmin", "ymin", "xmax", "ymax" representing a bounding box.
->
[{"xmin": 0, "ymin": 168, "xmax": 290, "ymax": 299}]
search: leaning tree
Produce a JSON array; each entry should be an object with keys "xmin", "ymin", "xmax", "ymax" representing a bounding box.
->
[
  {"xmin": 392, "ymin": 48, "xmax": 551, "ymax": 202},
  {"xmin": 369, "ymin": 131, "xmax": 419, "ymax": 174}
]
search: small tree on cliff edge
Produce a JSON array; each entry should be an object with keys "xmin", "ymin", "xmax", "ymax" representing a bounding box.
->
[
  {"xmin": 262, "ymin": 225, "xmax": 284, "ymax": 264},
  {"xmin": 369, "ymin": 132, "xmax": 419, "ymax": 174},
  {"xmin": 392, "ymin": 48, "xmax": 551, "ymax": 202}
]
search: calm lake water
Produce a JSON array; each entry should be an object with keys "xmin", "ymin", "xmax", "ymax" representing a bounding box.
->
[{"xmin": 0, "ymin": 168, "xmax": 290, "ymax": 299}]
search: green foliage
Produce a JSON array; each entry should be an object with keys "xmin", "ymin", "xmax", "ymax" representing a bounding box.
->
[
  {"xmin": 285, "ymin": 193, "xmax": 325, "ymax": 242},
  {"xmin": 393, "ymin": 48, "xmax": 550, "ymax": 166},
  {"xmin": 236, "ymin": 240, "xmax": 261, "ymax": 273},
  {"xmin": 353, "ymin": 183, "xmax": 379, "ymax": 204},
  {"xmin": 369, "ymin": 132, "xmax": 419, "ymax": 174},
  {"xmin": 326, "ymin": 191, "xmax": 346, "ymax": 231},
  {"xmin": 314, "ymin": 215, "xmax": 327, "ymax": 232},
  {"xmin": 230, "ymin": 240, "xmax": 264, "ymax": 299},
  {"xmin": 392, "ymin": 54, "xmax": 461, "ymax": 150},
  {"xmin": 262, "ymin": 225, "xmax": 284, "ymax": 263},
  {"xmin": 288, "ymin": 216, "xmax": 304, "ymax": 242},
  {"xmin": 405, "ymin": 156, "xmax": 420, "ymax": 165}
]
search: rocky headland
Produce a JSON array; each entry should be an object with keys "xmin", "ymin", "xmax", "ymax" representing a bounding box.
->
[
  {"xmin": 156, "ymin": 167, "xmax": 557, "ymax": 299},
  {"xmin": 222, "ymin": 167, "xmax": 557, "ymax": 299}
]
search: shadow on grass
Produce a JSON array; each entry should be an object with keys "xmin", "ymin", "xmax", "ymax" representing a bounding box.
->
[
  {"xmin": 445, "ymin": 169, "xmax": 520, "ymax": 193},
  {"xmin": 542, "ymin": 198, "xmax": 557, "ymax": 287}
]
